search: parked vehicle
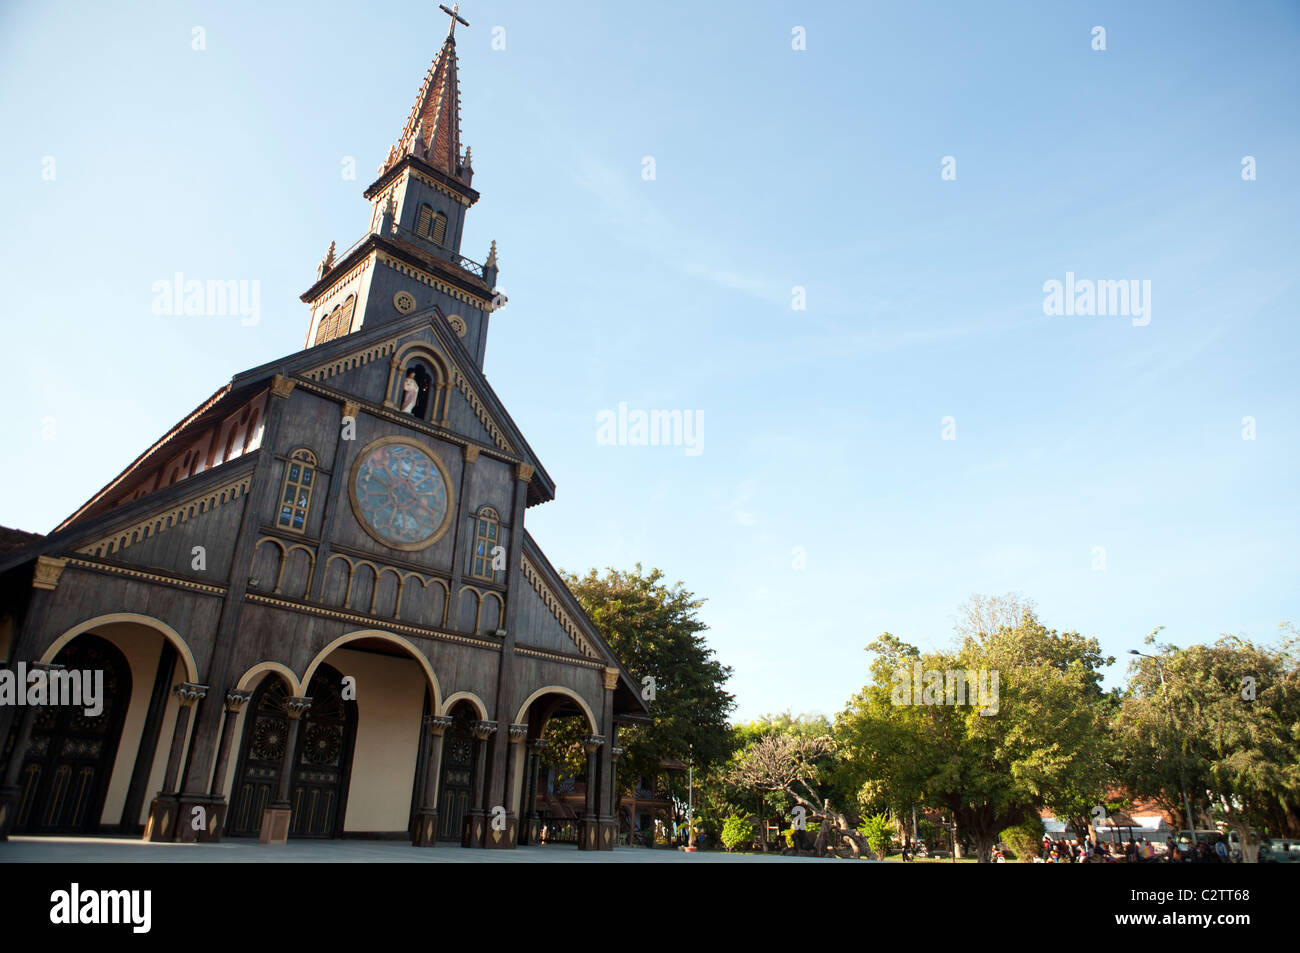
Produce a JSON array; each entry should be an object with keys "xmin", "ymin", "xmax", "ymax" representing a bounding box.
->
[{"xmin": 1259, "ymin": 839, "xmax": 1299, "ymax": 863}]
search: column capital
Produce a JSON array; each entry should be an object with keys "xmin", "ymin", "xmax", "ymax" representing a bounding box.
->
[
  {"xmin": 602, "ymin": 667, "xmax": 620, "ymax": 691},
  {"xmin": 527, "ymin": 737, "xmax": 548, "ymax": 753},
  {"xmin": 32, "ymin": 556, "xmax": 69, "ymax": 591},
  {"xmin": 516, "ymin": 462, "xmax": 534, "ymax": 482},
  {"xmin": 470, "ymin": 720, "xmax": 498, "ymax": 742},
  {"xmin": 424, "ymin": 714, "xmax": 454, "ymax": 736},
  {"xmin": 224, "ymin": 689, "xmax": 253, "ymax": 712},
  {"xmin": 342, "ymin": 400, "xmax": 360, "ymax": 419},
  {"xmin": 582, "ymin": 734, "xmax": 606, "ymax": 755},
  {"xmin": 463, "ymin": 444, "xmax": 481, "ymax": 463},
  {"xmin": 174, "ymin": 683, "xmax": 209, "ymax": 706},
  {"xmin": 507, "ymin": 723, "xmax": 529, "ymax": 743},
  {"xmin": 611, "ymin": 746, "xmax": 624, "ymax": 763},
  {"xmin": 285, "ymin": 696, "xmax": 313, "ymax": 719}
]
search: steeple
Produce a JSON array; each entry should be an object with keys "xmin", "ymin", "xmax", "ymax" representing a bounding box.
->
[
  {"xmin": 380, "ymin": 5, "xmax": 472, "ymax": 185},
  {"xmin": 304, "ymin": 3, "xmax": 501, "ymax": 369}
]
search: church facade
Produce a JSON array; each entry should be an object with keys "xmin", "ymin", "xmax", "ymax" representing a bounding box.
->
[{"xmin": 0, "ymin": 13, "xmax": 645, "ymax": 851}]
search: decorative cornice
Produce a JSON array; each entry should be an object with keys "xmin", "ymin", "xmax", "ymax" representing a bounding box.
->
[
  {"xmin": 603, "ymin": 667, "xmax": 619, "ymax": 691},
  {"xmin": 376, "ymin": 251, "xmax": 492, "ymax": 310},
  {"xmin": 270, "ymin": 375, "xmax": 295, "ymax": 399},
  {"xmin": 513, "ymin": 645, "xmax": 605, "ymax": 670},
  {"xmin": 407, "ymin": 166, "xmax": 474, "ymax": 207},
  {"xmin": 66, "ymin": 557, "xmax": 227, "ymax": 596},
  {"xmin": 32, "ymin": 556, "xmax": 68, "ymax": 591},
  {"xmin": 302, "ymin": 336, "xmax": 402, "ymax": 384},
  {"xmin": 520, "ymin": 556, "xmax": 600, "ymax": 660},
  {"xmin": 77, "ymin": 474, "xmax": 253, "ymax": 559},
  {"xmin": 447, "ymin": 368, "xmax": 511, "ymax": 452}
]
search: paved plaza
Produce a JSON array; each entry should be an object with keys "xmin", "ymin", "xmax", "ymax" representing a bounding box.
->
[{"xmin": 0, "ymin": 836, "xmax": 857, "ymax": 863}]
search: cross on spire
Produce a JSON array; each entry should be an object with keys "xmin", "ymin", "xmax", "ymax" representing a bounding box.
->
[{"xmin": 440, "ymin": 3, "xmax": 469, "ymax": 37}]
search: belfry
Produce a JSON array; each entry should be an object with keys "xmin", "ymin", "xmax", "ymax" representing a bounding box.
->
[{"xmin": 0, "ymin": 7, "xmax": 646, "ymax": 851}]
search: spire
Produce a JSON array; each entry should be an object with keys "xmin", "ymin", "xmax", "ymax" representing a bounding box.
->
[{"xmin": 382, "ymin": 7, "xmax": 471, "ymax": 184}]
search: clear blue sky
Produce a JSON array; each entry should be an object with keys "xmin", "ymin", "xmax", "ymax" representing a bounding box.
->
[{"xmin": 1, "ymin": 1, "xmax": 1296, "ymax": 721}]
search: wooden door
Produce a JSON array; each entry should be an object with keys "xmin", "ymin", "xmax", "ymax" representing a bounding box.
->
[{"xmin": 14, "ymin": 634, "xmax": 131, "ymax": 834}]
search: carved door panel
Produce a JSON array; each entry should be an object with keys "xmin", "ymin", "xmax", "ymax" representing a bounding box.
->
[
  {"xmin": 14, "ymin": 634, "xmax": 131, "ymax": 835},
  {"xmin": 227, "ymin": 664, "xmax": 356, "ymax": 838},
  {"xmin": 437, "ymin": 709, "xmax": 474, "ymax": 841},
  {"xmin": 226, "ymin": 678, "xmax": 291, "ymax": 837},
  {"xmin": 289, "ymin": 668, "xmax": 354, "ymax": 837}
]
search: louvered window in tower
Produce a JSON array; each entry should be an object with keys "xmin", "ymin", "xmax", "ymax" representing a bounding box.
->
[
  {"xmin": 335, "ymin": 295, "xmax": 355, "ymax": 336},
  {"xmin": 416, "ymin": 204, "xmax": 434, "ymax": 238},
  {"xmin": 431, "ymin": 212, "xmax": 447, "ymax": 245}
]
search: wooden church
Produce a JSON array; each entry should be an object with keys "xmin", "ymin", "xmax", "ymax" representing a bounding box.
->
[{"xmin": 0, "ymin": 7, "xmax": 646, "ymax": 850}]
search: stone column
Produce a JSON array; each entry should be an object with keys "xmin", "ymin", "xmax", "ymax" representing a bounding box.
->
[
  {"xmin": 144, "ymin": 682, "xmax": 208, "ymax": 843},
  {"xmin": 259, "ymin": 696, "xmax": 311, "ymax": 845},
  {"xmin": 610, "ymin": 745, "xmax": 624, "ymax": 841},
  {"xmin": 413, "ymin": 714, "xmax": 452, "ymax": 847},
  {"xmin": 179, "ymin": 689, "xmax": 252, "ymax": 844},
  {"xmin": 486, "ymin": 723, "xmax": 528, "ymax": 849},
  {"xmin": 462, "ymin": 720, "xmax": 497, "ymax": 847},
  {"xmin": 578, "ymin": 734, "xmax": 605, "ymax": 851},
  {"xmin": 0, "ymin": 662, "xmax": 63, "ymax": 840},
  {"xmin": 520, "ymin": 738, "xmax": 546, "ymax": 845},
  {"xmin": 596, "ymin": 667, "xmax": 618, "ymax": 850}
]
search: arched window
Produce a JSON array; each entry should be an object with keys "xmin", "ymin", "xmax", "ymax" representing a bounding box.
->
[
  {"xmin": 243, "ymin": 408, "xmax": 261, "ymax": 453},
  {"xmin": 277, "ymin": 449, "xmax": 318, "ymax": 533},
  {"xmin": 470, "ymin": 506, "xmax": 500, "ymax": 580}
]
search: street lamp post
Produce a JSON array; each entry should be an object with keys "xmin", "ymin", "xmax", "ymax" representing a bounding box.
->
[
  {"xmin": 1129, "ymin": 648, "xmax": 1198, "ymax": 848},
  {"xmin": 687, "ymin": 743, "xmax": 695, "ymax": 850}
]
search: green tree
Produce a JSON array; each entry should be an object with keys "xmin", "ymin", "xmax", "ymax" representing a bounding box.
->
[
  {"xmin": 1116, "ymin": 629, "xmax": 1300, "ymax": 861},
  {"xmin": 837, "ymin": 597, "xmax": 1117, "ymax": 863},
  {"xmin": 563, "ymin": 565, "xmax": 735, "ymax": 825}
]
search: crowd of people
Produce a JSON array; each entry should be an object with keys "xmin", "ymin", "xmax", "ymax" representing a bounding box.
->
[{"xmin": 1031, "ymin": 833, "xmax": 1231, "ymax": 863}]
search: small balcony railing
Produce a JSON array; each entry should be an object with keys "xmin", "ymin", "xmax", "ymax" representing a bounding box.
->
[{"xmin": 320, "ymin": 225, "xmax": 487, "ymax": 281}]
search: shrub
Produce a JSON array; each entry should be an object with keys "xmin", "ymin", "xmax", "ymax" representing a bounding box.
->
[
  {"xmin": 721, "ymin": 815, "xmax": 755, "ymax": 852},
  {"xmin": 1001, "ymin": 814, "xmax": 1046, "ymax": 863},
  {"xmin": 859, "ymin": 813, "xmax": 895, "ymax": 860}
]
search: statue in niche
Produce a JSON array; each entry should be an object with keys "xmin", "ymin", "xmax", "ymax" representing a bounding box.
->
[{"xmin": 401, "ymin": 370, "xmax": 419, "ymax": 414}]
